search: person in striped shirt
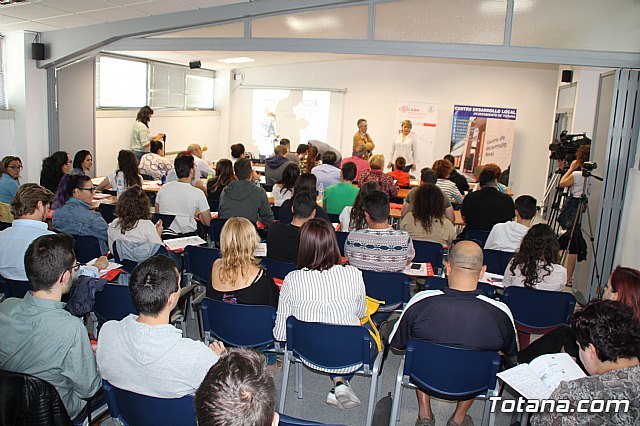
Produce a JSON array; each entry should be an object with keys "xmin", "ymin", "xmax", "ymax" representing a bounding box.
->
[{"xmin": 432, "ymin": 159, "xmax": 464, "ymax": 205}]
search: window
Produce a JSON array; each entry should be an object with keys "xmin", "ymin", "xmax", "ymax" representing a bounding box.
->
[
  {"xmin": 97, "ymin": 56, "xmax": 148, "ymax": 108},
  {"xmin": 0, "ymin": 37, "xmax": 8, "ymax": 110},
  {"xmin": 186, "ymin": 72, "xmax": 214, "ymax": 109}
]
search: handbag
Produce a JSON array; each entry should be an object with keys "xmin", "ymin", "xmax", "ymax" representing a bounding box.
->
[
  {"xmin": 557, "ymin": 197, "xmax": 581, "ymax": 230},
  {"xmin": 360, "ymin": 296, "xmax": 384, "ymax": 352}
]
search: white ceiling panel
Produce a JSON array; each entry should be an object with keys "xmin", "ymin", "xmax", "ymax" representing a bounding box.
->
[
  {"xmin": 127, "ymin": 0, "xmax": 195, "ymax": 15},
  {"xmin": 103, "ymin": 0, "xmax": 153, "ymax": 5},
  {"xmin": 0, "ymin": 20, "xmax": 62, "ymax": 32},
  {"xmin": 79, "ymin": 6, "xmax": 150, "ymax": 22},
  {"xmin": 0, "ymin": 3, "xmax": 68, "ymax": 20},
  {"xmin": 36, "ymin": 13, "xmax": 105, "ymax": 29},
  {"xmin": 43, "ymin": 0, "xmax": 116, "ymax": 13},
  {"xmin": 182, "ymin": 0, "xmax": 246, "ymax": 7},
  {"xmin": 0, "ymin": 14, "xmax": 22, "ymax": 25}
]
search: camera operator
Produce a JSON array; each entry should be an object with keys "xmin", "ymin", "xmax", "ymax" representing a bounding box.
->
[{"xmin": 557, "ymin": 144, "xmax": 590, "ymax": 287}]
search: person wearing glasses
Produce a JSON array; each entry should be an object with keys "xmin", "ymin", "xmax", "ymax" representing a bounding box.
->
[
  {"xmin": 0, "ymin": 156, "xmax": 22, "ymax": 204},
  {"xmin": 0, "ymin": 233, "xmax": 103, "ymax": 421},
  {"xmin": 53, "ymin": 174, "xmax": 109, "ymax": 254}
]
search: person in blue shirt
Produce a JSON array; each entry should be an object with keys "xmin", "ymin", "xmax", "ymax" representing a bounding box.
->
[
  {"xmin": 52, "ymin": 174, "xmax": 109, "ymax": 254},
  {"xmin": 0, "ymin": 156, "xmax": 22, "ymax": 204}
]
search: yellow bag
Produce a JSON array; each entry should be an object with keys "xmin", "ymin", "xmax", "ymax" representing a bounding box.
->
[
  {"xmin": 360, "ymin": 296, "xmax": 384, "ymax": 352},
  {"xmin": 0, "ymin": 202, "xmax": 13, "ymax": 223}
]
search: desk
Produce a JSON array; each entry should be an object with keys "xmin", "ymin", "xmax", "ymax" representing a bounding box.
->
[
  {"xmin": 91, "ymin": 194, "xmax": 116, "ymax": 210},
  {"xmin": 92, "ymin": 177, "xmax": 162, "ymax": 193}
]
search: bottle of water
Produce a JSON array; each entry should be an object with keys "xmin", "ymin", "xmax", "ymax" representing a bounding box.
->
[
  {"xmin": 255, "ymin": 178, "xmax": 261, "ymax": 187},
  {"xmin": 115, "ymin": 172, "xmax": 125, "ymax": 198},
  {"xmin": 318, "ymin": 182, "xmax": 325, "ymax": 198},
  {"xmin": 440, "ymin": 245, "xmax": 449, "ymax": 278}
]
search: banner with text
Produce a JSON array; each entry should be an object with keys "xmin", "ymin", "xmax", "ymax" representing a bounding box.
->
[
  {"xmin": 395, "ymin": 101, "xmax": 438, "ymax": 172},
  {"xmin": 450, "ymin": 105, "xmax": 517, "ymax": 184}
]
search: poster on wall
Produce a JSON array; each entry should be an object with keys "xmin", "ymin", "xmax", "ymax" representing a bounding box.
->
[
  {"xmin": 449, "ymin": 105, "xmax": 517, "ymax": 184},
  {"xmin": 394, "ymin": 101, "xmax": 438, "ymax": 171}
]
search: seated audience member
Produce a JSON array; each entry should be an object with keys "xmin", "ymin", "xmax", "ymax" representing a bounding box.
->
[
  {"xmin": 156, "ymin": 154, "xmax": 211, "ymax": 236},
  {"xmin": 219, "ymin": 158, "xmax": 274, "ymax": 226},
  {"xmin": 40, "ymin": 151, "xmax": 71, "ymax": 195},
  {"xmin": 390, "ymin": 241, "xmax": 518, "ymax": 426},
  {"xmin": 97, "ymin": 255, "xmax": 225, "ymax": 398},
  {"xmin": 296, "ymin": 143, "xmax": 309, "ymax": 162},
  {"xmin": 0, "ymin": 234, "xmax": 102, "ymax": 420},
  {"xmin": 345, "ymin": 190, "xmax": 414, "ymax": 272},
  {"xmin": 188, "ymin": 143, "xmax": 215, "ymax": 178},
  {"xmin": 432, "ymin": 159, "xmax": 464, "ymax": 205},
  {"xmin": 108, "ymin": 185, "xmax": 164, "ymax": 256},
  {"xmin": 323, "ymin": 161, "xmax": 359, "ymax": 215},
  {"xmin": 503, "ymin": 224, "xmax": 567, "ymax": 291},
  {"xmin": 312, "ymin": 150, "xmax": 341, "ymax": 191},
  {"xmin": 400, "ymin": 184, "xmax": 456, "ymax": 247},
  {"xmin": 340, "ymin": 144, "xmax": 371, "ymax": 182},
  {"xmin": 387, "ymin": 157, "xmax": 410, "ymax": 187},
  {"xmin": 401, "ymin": 167, "xmax": 455, "ymax": 223},
  {"xmin": 51, "ymin": 174, "xmax": 72, "ymax": 210},
  {"xmin": 267, "ymin": 191, "xmax": 316, "ymax": 263},
  {"xmin": 196, "ymin": 348, "xmax": 279, "ymax": 426},
  {"xmin": 531, "ymin": 300, "xmax": 640, "ymax": 426},
  {"xmin": 305, "ymin": 145, "xmax": 319, "ymax": 173},
  {"xmin": 307, "ymin": 140, "xmax": 343, "ymax": 165},
  {"xmin": 279, "ymin": 138, "xmax": 300, "ymax": 164},
  {"xmin": 96, "ymin": 149, "xmax": 143, "ymax": 192},
  {"xmin": 460, "ymin": 168, "xmax": 515, "ymax": 234},
  {"xmin": 52, "ymin": 174, "xmax": 109, "ymax": 254},
  {"xmin": 274, "ymin": 219, "xmax": 367, "ymax": 409},
  {"xmin": 272, "ymin": 163, "xmax": 299, "ymax": 207},
  {"xmin": 208, "ymin": 217, "xmax": 279, "ymax": 308},
  {"xmin": 359, "ymin": 155, "xmax": 399, "ymax": 198},
  {"xmin": 265, "ymin": 145, "xmax": 295, "ymax": 187},
  {"xmin": 339, "ymin": 181, "xmax": 379, "ymax": 232},
  {"xmin": 138, "ymin": 141, "xmax": 173, "ymax": 180},
  {"xmin": 0, "ymin": 156, "xmax": 22, "ymax": 204},
  {"xmin": 0, "ymin": 184, "xmax": 54, "ymax": 280},
  {"xmin": 206, "ymin": 159, "xmax": 235, "ymax": 210},
  {"xmin": 278, "ymin": 173, "xmax": 330, "ymax": 224},
  {"xmin": 477, "ymin": 163, "xmax": 510, "ymax": 194},
  {"xmin": 70, "ymin": 150, "xmax": 93, "ymax": 176},
  {"xmin": 485, "ymin": 195, "xmax": 537, "ymax": 252},
  {"xmin": 443, "ymin": 154, "xmax": 469, "ymax": 195},
  {"xmin": 230, "ymin": 143, "xmax": 246, "ymax": 165}
]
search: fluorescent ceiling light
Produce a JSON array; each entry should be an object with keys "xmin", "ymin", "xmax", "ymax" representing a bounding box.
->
[{"xmin": 218, "ymin": 56, "xmax": 255, "ymax": 64}]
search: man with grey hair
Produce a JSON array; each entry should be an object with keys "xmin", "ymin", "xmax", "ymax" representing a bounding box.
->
[
  {"xmin": 390, "ymin": 241, "xmax": 517, "ymax": 426},
  {"xmin": 340, "ymin": 144, "xmax": 371, "ymax": 181},
  {"xmin": 187, "ymin": 143, "xmax": 215, "ymax": 178}
]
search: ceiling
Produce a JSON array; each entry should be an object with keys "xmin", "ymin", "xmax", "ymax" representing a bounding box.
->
[{"xmin": 0, "ymin": 0, "xmax": 245, "ymax": 33}]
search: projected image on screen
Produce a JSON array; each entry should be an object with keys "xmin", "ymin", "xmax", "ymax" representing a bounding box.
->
[{"xmin": 252, "ymin": 89, "xmax": 331, "ymax": 157}]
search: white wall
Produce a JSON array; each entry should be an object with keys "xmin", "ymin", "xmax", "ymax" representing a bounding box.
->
[
  {"xmin": 227, "ymin": 58, "xmax": 559, "ymax": 200},
  {"xmin": 95, "ymin": 109, "xmax": 220, "ymax": 176}
]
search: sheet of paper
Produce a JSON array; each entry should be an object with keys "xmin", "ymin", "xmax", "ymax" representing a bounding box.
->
[
  {"xmin": 530, "ymin": 353, "xmax": 586, "ymax": 392},
  {"xmin": 163, "ymin": 236, "xmax": 207, "ymax": 251},
  {"xmin": 479, "ymin": 272, "xmax": 504, "ymax": 288},
  {"xmin": 497, "ymin": 364, "xmax": 553, "ymax": 400},
  {"xmin": 86, "ymin": 259, "xmax": 122, "ymax": 275},
  {"xmin": 254, "ymin": 242, "xmax": 267, "ymax": 257},
  {"xmin": 92, "ymin": 193, "xmax": 112, "ymax": 200}
]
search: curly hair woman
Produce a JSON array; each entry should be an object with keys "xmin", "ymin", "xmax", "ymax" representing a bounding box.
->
[
  {"xmin": 399, "ymin": 183, "xmax": 456, "ymax": 247},
  {"xmin": 342, "ymin": 180, "xmax": 379, "ymax": 231},
  {"xmin": 503, "ymin": 223, "xmax": 567, "ymax": 291},
  {"xmin": 107, "ymin": 185, "xmax": 163, "ymax": 250}
]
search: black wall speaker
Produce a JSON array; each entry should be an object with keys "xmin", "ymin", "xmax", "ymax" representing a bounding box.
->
[
  {"xmin": 561, "ymin": 70, "xmax": 573, "ymax": 83},
  {"xmin": 31, "ymin": 42, "xmax": 45, "ymax": 60},
  {"xmin": 189, "ymin": 60, "xmax": 201, "ymax": 69}
]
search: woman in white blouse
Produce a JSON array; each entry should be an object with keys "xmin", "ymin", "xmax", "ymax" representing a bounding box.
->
[
  {"xmin": 273, "ymin": 218, "xmax": 367, "ymax": 409},
  {"xmin": 107, "ymin": 185, "xmax": 163, "ymax": 250},
  {"xmin": 272, "ymin": 163, "xmax": 300, "ymax": 207},
  {"xmin": 503, "ymin": 224, "xmax": 567, "ymax": 291},
  {"xmin": 389, "ymin": 119, "xmax": 417, "ymax": 172}
]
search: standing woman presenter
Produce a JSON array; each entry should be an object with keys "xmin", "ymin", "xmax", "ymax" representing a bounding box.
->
[
  {"xmin": 389, "ymin": 120, "xmax": 417, "ymax": 172},
  {"xmin": 131, "ymin": 105, "xmax": 164, "ymax": 162}
]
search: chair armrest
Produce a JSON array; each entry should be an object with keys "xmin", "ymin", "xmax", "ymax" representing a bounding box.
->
[{"xmin": 192, "ymin": 290, "xmax": 207, "ymax": 307}]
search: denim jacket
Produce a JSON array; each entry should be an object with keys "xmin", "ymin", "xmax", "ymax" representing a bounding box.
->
[{"xmin": 52, "ymin": 198, "xmax": 109, "ymax": 254}]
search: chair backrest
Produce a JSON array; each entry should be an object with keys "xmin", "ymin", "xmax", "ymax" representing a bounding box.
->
[
  {"xmin": 151, "ymin": 213, "xmax": 175, "ymax": 228},
  {"xmin": 98, "ymin": 203, "xmax": 116, "ymax": 224},
  {"xmin": 412, "ymin": 240, "xmax": 444, "ymax": 271},
  {"xmin": 279, "ymin": 414, "xmax": 344, "ymax": 426},
  {"xmin": 503, "ymin": 286, "xmax": 576, "ymax": 331},
  {"xmin": 0, "ymin": 221, "xmax": 12, "ymax": 231},
  {"xmin": 483, "ymin": 249, "xmax": 515, "ymax": 275},
  {"xmin": 184, "ymin": 245, "xmax": 220, "ymax": 284},
  {"xmin": 286, "ymin": 317, "xmax": 371, "ymax": 371},
  {"xmin": 465, "ymin": 229, "xmax": 491, "ymax": 248},
  {"xmin": 271, "ymin": 206, "xmax": 281, "ymax": 221},
  {"xmin": 207, "ymin": 198, "xmax": 220, "ymax": 213},
  {"xmin": 0, "ymin": 369, "xmax": 72, "ymax": 425},
  {"xmin": 0, "ymin": 275, "xmax": 30, "ymax": 298},
  {"xmin": 261, "ymin": 258, "xmax": 297, "ymax": 281},
  {"xmin": 423, "ymin": 277, "xmax": 497, "ymax": 299},
  {"xmin": 93, "ymin": 283, "xmax": 138, "ymax": 327},
  {"xmin": 209, "ymin": 218, "xmax": 228, "ymax": 247},
  {"xmin": 201, "ymin": 298, "xmax": 276, "ymax": 347},
  {"xmin": 335, "ymin": 231, "xmax": 348, "ymax": 256},
  {"xmin": 327, "ymin": 213, "xmax": 340, "ymax": 224},
  {"xmin": 361, "ymin": 270, "xmax": 410, "ymax": 307},
  {"xmin": 70, "ymin": 234, "xmax": 103, "ymax": 263},
  {"xmin": 102, "ymin": 380, "xmax": 195, "ymax": 426},
  {"xmin": 404, "ymin": 339, "xmax": 500, "ymax": 400}
]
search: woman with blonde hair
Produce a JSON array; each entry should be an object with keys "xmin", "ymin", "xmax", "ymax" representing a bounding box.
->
[
  {"xmin": 358, "ymin": 154, "xmax": 398, "ymax": 198},
  {"xmin": 207, "ymin": 217, "xmax": 279, "ymax": 309},
  {"xmin": 389, "ymin": 119, "xmax": 417, "ymax": 172}
]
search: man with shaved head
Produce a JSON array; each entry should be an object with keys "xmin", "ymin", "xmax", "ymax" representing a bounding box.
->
[
  {"xmin": 390, "ymin": 241, "xmax": 517, "ymax": 426},
  {"xmin": 187, "ymin": 143, "xmax": 215, "ymax": 178}
]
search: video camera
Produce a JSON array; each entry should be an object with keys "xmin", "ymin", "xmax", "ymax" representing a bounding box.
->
[{"xmin": 549, "ymin": 131, "xmax": 591, "ymax": 162}]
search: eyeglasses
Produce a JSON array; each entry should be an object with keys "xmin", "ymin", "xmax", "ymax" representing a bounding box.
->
[
  {"xmin": 67, "ymin": 262, "xmax": 81, "ymax": 273},
  {"xmin": 77, "ymin": 186, "xmax": 97, "ymax": 192},
  {"xmin": 7, "ymin": 165, "xmax": 23, "ymax": 170}
]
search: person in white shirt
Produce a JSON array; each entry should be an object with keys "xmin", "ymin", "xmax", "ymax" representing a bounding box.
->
[
  {"xmin": 389, "ymin": 119, "xmax": 417, "ymax": 172},
  {"xmin": 108, "ymin": 185, "xmax": 164, "ymax": 250},
  {"xmin": 96, "ymin": 150, "xmax": 143, "ymax": 192},
  {"xmin": 311, "ymin": 150, "xmax": 341, "ymax": 191},
  {"xmin": 188, "ymin": 143, "xmax": 215, "ymax": 179},
  {"xmin": 156, "ymin": 154, "xmax": 211, "ymax": 236},
  {"xmin": 432, "ymin": 159, "xmax": 463, "ymax": 205},
  {"xmin": 97, "ymin": 255, "xmax": 225, "ymax": 398},
  {"xmin": 485, "ymin": 195, "xmax": 537, "ymax": 252},
  {"xmin": 503, "ymin": 224, "xmax": 567, "ymax": 291}
]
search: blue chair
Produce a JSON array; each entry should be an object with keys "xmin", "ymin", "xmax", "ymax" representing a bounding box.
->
[
  {"xmin": 93, "ymin": 283, "xmax": 138, "ymax": 333},
  {"xmin": 272, "ymin": 206, "xmax": 281, "ymax": 220},
  {"xmin": 209, "ymin": 218, "xmax": 228, "ymax": 247},
  {"xmin": 184, "ymin": 245, "xmax": 220, "ymax": 285},
  {"xmin": 335, "ymin": 231, "xmax": 348, "ymax": 256},
  {"xmin": 261, "ymin": 257, "xmax": 297, "ymax": 281},
  {"xmin": 98, "ymin": 203, "xmax": 116, "ymax": 224},
  {"xmin": 279, "ymin": 317, "xmax": 383, "ymax": 426},
  {"xmin": 483, "ymin": 249, "xmax": 514, "ymax": 275},
  {"xmin": 102, "ymin": 380, "xmax": 196, "ymax": 426},
  {"xmin": 423, "ymin": 277, "xmax": 498, "ymax": 299},
  {"xmin": 361, "ymin": 270, "xmax": 410, "ymax": 324},
  {"xmin": 465, "ymin": 229, "xmax": 491, "ymax": 248},
  {"xmin": 200, "ymin": 298, "xmax": 277, "ymax": 349},
  {"xmin": 0, "ymin": 221, "xmax": 11, "ymax": 231},
  {"xmin": 279, "ymin": 414, "xmax": 344, "ymax": 426},
  {"xmin": 327, "ymin": 213, "xmax": 340, "ymax": 224},
  {"xmin": 502, "ymin": 286, "xmax": 576, "ymax": 349},
  {"xmin": 390, "ymin": 339, "xmax": 500, "ymax": 426},
  {"xmin": 70, "ymin": 234, "xmax": 103, "ymax": 264},
  {"xmin": 0, "ymin": 275, "xmax": 30, "ymax": 298},
  {"xmin": 412, "ymin": 240, "xmax": 444, "ymax": 272},
  {"xmin": 152, "ymin": 213, "xmax": 175, "ymax": 228}
]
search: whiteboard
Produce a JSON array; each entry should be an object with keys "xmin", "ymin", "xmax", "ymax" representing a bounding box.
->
[{"xmin": 614, "ymin": 169, "xmax": 640, "ymax": 269}]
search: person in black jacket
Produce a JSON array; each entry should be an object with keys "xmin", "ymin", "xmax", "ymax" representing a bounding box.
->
[
  {"xmin": 460, "ymin": 168, "xmax": 514, "ymax": 236},
  {"xmin": 443, "ymin": 154, "xmax": 470, "ymax": 195}
]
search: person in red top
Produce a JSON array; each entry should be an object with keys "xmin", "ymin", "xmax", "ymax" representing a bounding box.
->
[
  {"xmin": 359, "ymin": 155, "xmax": 398, "ymax": 198},
  {"xmin": 387, "ymin": 157, "xmax": 410, "ymax": 187},
  {"xmin": 340, "ymin": 145, "xmax": 371, "ymax": 182}
]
